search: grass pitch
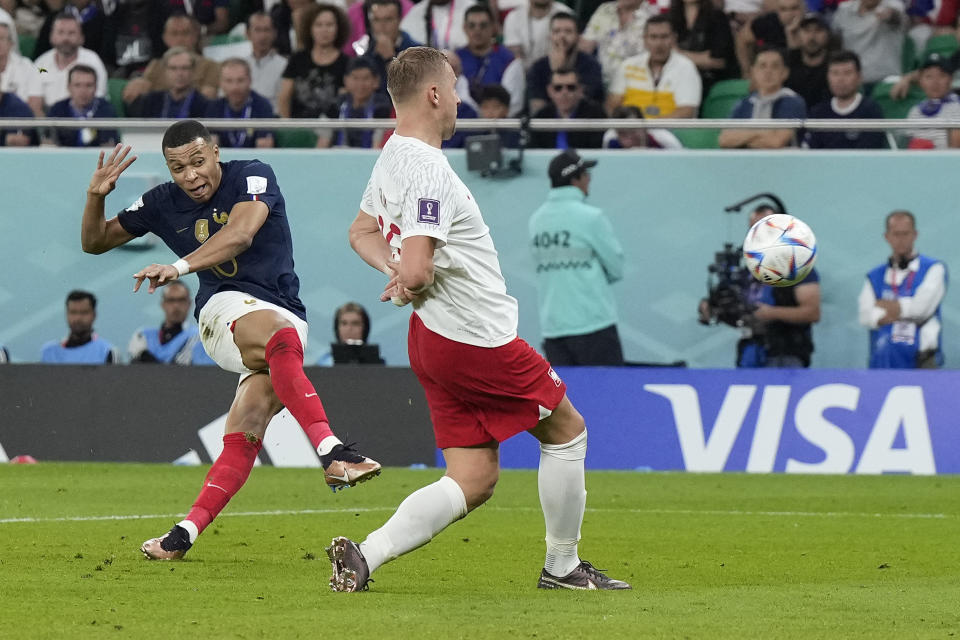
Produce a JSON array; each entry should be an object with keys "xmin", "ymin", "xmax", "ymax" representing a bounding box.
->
[{"xmin": 0, "ymin": 463, "xmax": 958, "ymax": 639}]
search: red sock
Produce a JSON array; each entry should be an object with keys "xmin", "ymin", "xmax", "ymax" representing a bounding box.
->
[
  {"xmin": 186, "ymin": 432, "xmax": 261, "ymax": 534},
  {"xmin": 264, "ymin": 327, "xmax": 335, "ymax": 448}
]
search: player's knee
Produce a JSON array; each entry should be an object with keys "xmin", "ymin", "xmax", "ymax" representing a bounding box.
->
[
  {"xmin": 540, "ymin": 428, "xmax": 587, "ymax": 462},
  {"xmin": 464, "ymin": 469, "xmax": 499, "ymax": 511}
]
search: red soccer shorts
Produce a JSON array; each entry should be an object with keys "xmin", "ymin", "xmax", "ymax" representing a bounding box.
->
[{"xmin": 407, "ymin": 312, "xmax": 567, "ymax": 449}]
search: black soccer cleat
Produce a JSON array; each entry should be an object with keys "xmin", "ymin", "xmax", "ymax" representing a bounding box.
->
[
  {"xmin": 537, "ymin": 561, "xmax": 632, "ymax": 590},
  {"xmin": 141, "ymin": 524, "xmax": 192, "ymax": 560}
]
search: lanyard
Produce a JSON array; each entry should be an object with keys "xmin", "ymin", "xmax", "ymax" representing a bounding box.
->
[
  {"xmin": 890, "ymin": 269, "xmax": 917, "ymax": 298},
  {"xmin": 429, "ymin": 0, "xmax": 455, "ymax": 48},
  {"xmin": 68, "ymin": 98, "xmax": 98, "ymax": 145},
  {"xmin": 162, "ymin": 90, "xmax": 195, "ymax": 119},
  {"xmin": 336, "ymin": 98, "xmax": 376, "ymax": 147},
  {"xmin": 224, "ymin": 98, "xmax": 253, "ymax": 147}
]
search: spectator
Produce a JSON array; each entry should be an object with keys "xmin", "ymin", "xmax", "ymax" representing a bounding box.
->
[
  {"xmin": 529, "ymin": 150, "xmax": 625, "ymax": 366},
  {"xmin": 904, "ymin": 52, "xmax": 960, "ymax": 148},
  {"xmin": 206, "ymin": 58, "xmax": 275, "ymax": 149},
  {"xmin": 530, "ymin": 67, "xmax": 606, "ymax": 149},
  {"xmin": 668, "ymin": 0, "xmax": 738, "ymax": 96},
  {"xmin": 269, "ymin": 0, "xmax": 315, "ymax": 56},
  {"xmin": 245, "ymin": 11, "xmax": 288, "ymax": 111},
  {"xmin": 440, "ymin": 51, "xmax": 479, "ymax": 148},
  {"xmin": 400, "ymin": 0, "xmax": 475, "ymax": 51},
  {"xmin": 698, "ymin": 205, "xmax": 820, "ymax": 368},
  {"xmin": 344, "ymin": 0, "xmax": 415, "ymax": 57},
  {"xmin": 33, "ymin": 0, "xmax": 106, "ymax": 61},
  {"xmin": 805, "ymin": 50, "xmax": 886, "ymax": 149},
  {"xmin": 157, "ymin": 0, "xmax": 229, "ymax": 36},
  {"xmin": 503, "ymin": 0, "xmax": 573, "ymax": 69},
  {"xmin": 30, "ymin": 11, "xmax": 107, "ymax": 117},
  {"xmin": 0, "ymin": 7, "xmax": 16, "ymax": 52},
  {"xmin": 527, "ymin": 12, "xmax": 604, "ymax": 114},
  {"xmin": 121, "ymin": 14, "xmax": 221, "ymax": 105},
  {"xmin": 130, "ymin": 47, "xmax": 211, "ymax": 118},
  {"xmin": 319, "ymin": 302, "xmax": 385, "ymax": 365},
  {"xmin": 786, "ymin": 13, "xmax": 831, "ymax": 108},
  {"xmin": 40, "ymin": 290, "xmax": 118, "ymax": 364},
  {"xmin": 277, "ymin": 2, "xmax": 349, "ymax": 118},
  {"xmin": 580, "ymin": 0, "xmax": 650, "ymax": 88},
  {"xmin": 905, "ymin": 0, "xmax": 957, "ymax": 54},
  {"xmin": 719, "ymin": 46, "xmax": 806, "ymax": 149},
  {"xmin": 455, "ymin": 4, "xmax": 524, "ymax": 115},
  {"xmin": 46, "ymin": 63, "xmax": 118, "ymax": 147},
  {"xmin": 103, "ymin": 0, "xmax": 164, "ymax": 74},
  {"xmin": 360, "ymin": 0, "xmax": 420, "ymax": 95},
  {"xmin": 0, "ymin": 22, "xmax": 40, "ymax": 104},
  {"xmin": 859, "ymin": 210, "xmax": 947, "ymax": 368},
  {"xmin": 327, "ymin": 56, "xmax": 392, "ymax": 148},
  {"xmin": 602, "ymin": 104, "xmax": 683, "ymax": 148},
  {"xmin": 0, "ymin": 83, "xmax": 36, "ymax": 146},
  {"xmin": 606, "ymin": 15, "xmax": 702, "ymax": 118},
  {"xmin": 476, "ymin": 83, "xmax": 521, "ymax": 147},
  {"xmin": 831, "ymin": 0, "xmax": 904, "ymax": 87},
  {"xmin": 129, "ymin": 281, "xmax": 214, "ymax": 365},
  {"xmin": 735, "ymin": 0, "xmax": 804, "ymax": 80}
]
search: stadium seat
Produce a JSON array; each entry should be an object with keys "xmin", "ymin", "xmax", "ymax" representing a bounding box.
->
[
  {"xmin": 901, "ymin": 34, "xmax": 917, "ymax": 72},
  {"xmin": 919, "ymin": 33, "xmax": 959, "ymax": 62},
  {"xmin": 275, "ymin": 129, "xmax": 318, "ymax": 148},
  {"xmin": 670, "ymin": 127, "xmax": 720, "ymax": 149},
  {"xmin": 18, "ymin": 33, "xmax": 36, "ymax": 59},
  {"xmin": 107, "ymin": 77, "xmax": 127, "ymax": 118},
  {"xmin": 701, "ymin": 79, "xmax": 751, "ymax": 119},
  {"xmin": 870, "ymin": 81, "xmax": 925, "ymax": 119}
]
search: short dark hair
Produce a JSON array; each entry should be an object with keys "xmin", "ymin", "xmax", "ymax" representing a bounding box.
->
[
  {"xmin": 644, "ymin": 14, "xmax": 673, "ymax": 32},
  {"xmin": 247, "ymin": 11, "xmax": 274, "ymax": 29},
  {"xmin": 66, "ymin": 290, "xmax": 96, "ymax": 309},
  {"xmin": 161, "ymin": 119, "xmax": 212, "ymax": 151},
  {"xmin": 300, "ymin": 3, "xmax": 350, "ymax": 51},
  {"xmin": 334, "ymin": 302, "xmax": 371, "ymax": 343},
  {"xmin": 464, "ymin": 4, "xmax": 495, "ymax": 22},
  {"xmin": 68, "ymin": 64, "xmax": 97, "ymax": 84},
  {"xmin": 367, "ymin": 0, "xmax": 402, "ymax": 22},
  {"xmin": 478, "ymin": 83, "xmax": 511, "ymax": 107},
  {"xmin": 754, "ymin": 44, "xmax": 787, "ymax": 66},
  {"xmin": 886, "ymin": 209, "xmax": 916, "ymax": 231},
  {"xmin": 53, "ymin": 11, "xmax": 82, "ymax": 28},
  {"xmin": 551, "ymin": 66, "xmax": 580, "ymax": 83},
  {"xmin": 828, "ymin": 49, "xmax": 861, "ymax": 72},
  {"xmin": 550, "ymin": 11, "xmax": 578, "ymax": 28},
  {"xmin": 611, "ymin": 105, "xmax": 643, "ymax": 119},
  {"xmin": 346, "ymin": 56, "xmax": 379, "ymax": 75}
]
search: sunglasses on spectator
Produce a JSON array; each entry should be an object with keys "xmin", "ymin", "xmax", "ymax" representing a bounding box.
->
[
  {"xmin": 465, "ymin": 21, "xmax": 491, "ymax": 29},
  {"xmin": 550, "ymin": 83, "xmax": 579, "ymax": 92}
]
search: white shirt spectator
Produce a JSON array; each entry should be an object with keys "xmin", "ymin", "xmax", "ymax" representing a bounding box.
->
[
  {"xmin": 503, "ymin": 2, "xmax": 573, "ymax": 67},
  {"xmin": 609, "ymin": 50, "xmax": 702, "ymax": 117},
  {"xmin": 33, "ymin": 46, "xmax": 107, "ymax": 108},
  {"xmin": 1, "ymin": 51, "xmax": 40, "ymax": 102},
  {"xmin": 906, "ymin": 94, "xmax": 960, "ymax": 148},
  {"xmin": 583, "ymin": 1, "xmax": 650, "ymax": 87},
  {"xmin": 247, "ymin": 49, "xmax": 287, "ymax": 110},
  {"xmin": 831, "ymin": 0, "xmax": 905, "ymax": 84},
  {"xmin": 401, "ymin": 0, "xmax": 477, "ymax": 51},
  {"xmin": 0, "ymin": 9, "xmax": 17, "ymax": 50}
]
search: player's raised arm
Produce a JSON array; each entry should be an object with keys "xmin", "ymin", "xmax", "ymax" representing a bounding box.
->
[{"xmin": 82, "ymin": 144, "xmax": 137, "ymax": 254}]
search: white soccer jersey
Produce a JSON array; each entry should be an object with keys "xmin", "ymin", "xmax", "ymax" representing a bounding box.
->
[{"xmin": 361, "ymin": 134, "xmax": 519, "ymax": 347}]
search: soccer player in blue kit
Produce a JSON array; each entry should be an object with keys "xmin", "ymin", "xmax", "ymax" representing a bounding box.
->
[{"xmin": 81, "ymin": 120, "xmax": 382, "ymax": 560}]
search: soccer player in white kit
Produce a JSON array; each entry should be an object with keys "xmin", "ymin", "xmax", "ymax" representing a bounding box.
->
[{"xmin": 326, "ymin": 47, "xmax": 630, "ymax": 592}]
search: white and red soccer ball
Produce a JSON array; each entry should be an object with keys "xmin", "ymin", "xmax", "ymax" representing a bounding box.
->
[{"xmin": 742, "ymin": 214, "xmax": 817, "ymax": 287}]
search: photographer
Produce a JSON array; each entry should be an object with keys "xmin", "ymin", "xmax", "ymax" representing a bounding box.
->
[{"xmin": 699, "ymin": 204, "xmax": 821, "ymax": 367}]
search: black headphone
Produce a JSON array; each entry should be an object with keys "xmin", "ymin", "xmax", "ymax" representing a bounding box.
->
[{"xmin": 888, "ymin": 255, "xmax": 914, "ymax": 270}]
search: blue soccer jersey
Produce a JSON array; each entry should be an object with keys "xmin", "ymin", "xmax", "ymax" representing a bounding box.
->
[{"xmin": 116, "ymin": 159, "xmax": 306, "ymax": 321}]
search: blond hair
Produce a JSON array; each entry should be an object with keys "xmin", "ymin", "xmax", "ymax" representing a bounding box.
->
[{"xmin": 387, "ymin": 46, "xmax": 449, "ymax": 105}]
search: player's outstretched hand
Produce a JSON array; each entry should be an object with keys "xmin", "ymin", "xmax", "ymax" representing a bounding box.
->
[
  {"xmin": 380, "ymin": 262, "xmax": 425, "ymax": 306},
  {"xmin": 133, "ymin": 263, "xmax": 179, "ymax": 294},
  {"xmin": 88, "ymin": 144, "xmax": 137, "ymax": 197}
]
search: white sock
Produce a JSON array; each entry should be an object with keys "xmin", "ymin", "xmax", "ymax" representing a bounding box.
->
[
  {"xmin": 177, "ymin": 519, "xmax": 199, "ymax": 544},
  {"xmin": 539, "ymin": 429, "xmax": 587, "ymax": 577},
  {"xmin": 359, "ymin": 475, "xmax": 467, "ymax": 574},
  {"xmin": 316, "ymin": 434, "xmax": 342, "ymax": 457}
]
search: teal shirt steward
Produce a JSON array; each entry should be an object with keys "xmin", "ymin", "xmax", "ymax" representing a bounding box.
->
[{"xmin": 529, "ymin": 186, "xmax": 624, "ymax": 338}]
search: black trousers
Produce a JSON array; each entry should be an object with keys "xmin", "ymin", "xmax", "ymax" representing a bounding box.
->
[{"xmin": 542, "ymin": 324, "xmax": 625, "ymax": 366}]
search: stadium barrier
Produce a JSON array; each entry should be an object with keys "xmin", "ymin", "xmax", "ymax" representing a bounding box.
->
[{"xmin": 2, "ymin": 366, "xmax": 956, "ymax": 474}]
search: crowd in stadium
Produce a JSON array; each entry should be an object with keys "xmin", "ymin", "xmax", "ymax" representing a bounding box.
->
[{"xmin": 2, "ymin": 0, "xmax": 960, "ymax": 149}]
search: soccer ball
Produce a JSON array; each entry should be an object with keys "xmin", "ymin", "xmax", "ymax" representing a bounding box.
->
[{"xmin": 742, "ymin": 214, "xmax": 817, "ymax": 287}]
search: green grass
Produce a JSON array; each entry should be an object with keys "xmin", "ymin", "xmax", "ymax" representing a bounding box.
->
[{"xmin": 1, "ymin": 464, "xmax": 958, "ymax": 639}]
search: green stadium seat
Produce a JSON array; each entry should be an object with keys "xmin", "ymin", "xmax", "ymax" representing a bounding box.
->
[
  {"xmin": 107, "ymin": 77, "xmax": 127, "ymax": 118},
  {"xmin": 901, "ymin": 34, "xmax": 917, "ymax": 72},
  {"xmin": 919, "ymin": 33, "xmax": 959, "ymax": 62},
  {"xmin": 274, "ymin": 129, "xmax": 318, "ymax": 148},
  {"xmin": 206, "ymin": 33, "xmax": 249, "ymax": 47},
  {"xmin": 701, "ymin": 79, "xmax": 751, "ymax": 119},
  {"xmin": 670, "ymin": 128, "xmax": 720, "ymax": 149},
  {"xmin": 18, "ymin": 33, "xmax": 36, "ymax": 59},
  {"xmin": 870, "ymin": 81, "xmax": 925, "ymax": 119}
]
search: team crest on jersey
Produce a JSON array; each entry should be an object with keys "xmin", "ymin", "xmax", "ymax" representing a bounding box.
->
[
  {"xmin": 246, "ymin": 176, "xmax": 267, "ymax": 194},
  {"xmin": 418, "ymin": 198, "xmax": 440, "ymax": 225},
  {"xmin": 194, "ymin": 219, "xmax": 210, "ymax": 243},
  {"xmin": 547, "ymin": 367, "xmax": 562, "ymax": 387},
  {"xmin": 125, "ymin": 196, "xmax": 144, "ymax": 212}
]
